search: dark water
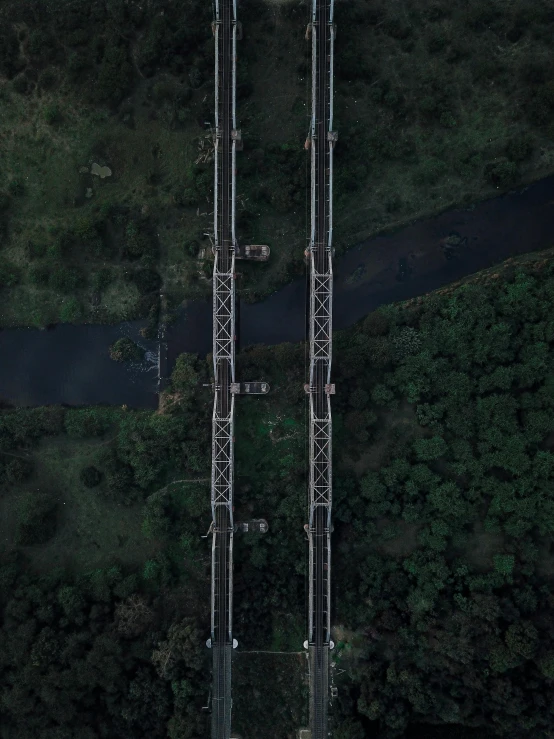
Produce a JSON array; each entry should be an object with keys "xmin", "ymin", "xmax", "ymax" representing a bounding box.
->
[
  {"xmin": 0, "ymin": 321, "xmax": 159, "ymax": 409},
  {"xmin": 2, "ymin": 175, "xmax": 554, "ymax": 408}
]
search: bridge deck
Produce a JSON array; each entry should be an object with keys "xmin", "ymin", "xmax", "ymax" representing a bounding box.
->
[
  {"xmin": 308, "ymin": 1, "xmax": 335, "ymax": 737},
  {"xmin": 211, "ymin": 0, "xmax": 237, "ymax": 737}
]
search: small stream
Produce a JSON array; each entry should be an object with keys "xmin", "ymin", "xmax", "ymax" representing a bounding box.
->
[{"xmin": 2, "ymin": 175, "xmax": 554, "ymax": 408}]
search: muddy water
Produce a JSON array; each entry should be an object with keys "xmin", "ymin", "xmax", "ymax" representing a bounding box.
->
[{"xmin": 2, "ymin": 174, "xmax": 554, "ymax": 408}]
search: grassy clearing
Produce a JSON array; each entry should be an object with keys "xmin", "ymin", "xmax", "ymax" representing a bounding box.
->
[{"xmin": 0, "ymin": 433, "xmax": 159, "ymax": 574}]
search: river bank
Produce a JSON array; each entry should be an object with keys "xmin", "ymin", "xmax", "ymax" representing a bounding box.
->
[{"xmin": 1, "ymin": 173, "xmax": 553, "ymax": 408}]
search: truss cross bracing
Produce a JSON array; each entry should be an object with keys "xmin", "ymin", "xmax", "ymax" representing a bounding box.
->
[
  {"xmin": 211, "ymin": 1, "xmax": 238, "ymax": 738},
  {"xmin": 308, "ymin": 1, "xmax": 336, "ymax": 738}
]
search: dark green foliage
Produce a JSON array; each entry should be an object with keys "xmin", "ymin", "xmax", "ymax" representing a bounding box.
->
[
  {"xmin": 7, "ymin": 178, "xmax": 25, "ymax": 196},
  {"xmin": 0, "ymin": 191, "xmax": 11, "ymax": 212},
  {"xmin": 79, "ymin": 465, "xmax": 102, "ymax": 488},
  {"xmin": 506, "ymin": 133, "xmax": 535, "ymax": 163},
  {"xmin": 0, "ymin": 258, "xmax": 21, "ymax": 287},
  {"xmin": 100, "ymin": 447, "xmax": 141, "ymax": 506},
  {"xmin": 43, "ymin": 103, "xmax": 61, "ymax": 124},
  {"xmin": 167, "ymin": 353, "xmax": 206, "ymax": 410},
  {"xmin": 48, "ymin": 266, "xmax": 85, "ymax": 293},
  {"xmin": 28, "ymin": 264, "xmax": 51, "ymax": 287},
  {"xmin": 485, "ymin": 158, "xmax": 520, "ymax": 188},
  {"xmin": 0, "ymin": 560, "xmax": 207, "ymax": 737},
  {"xmin": 15, "ymin": 491, "xmax": 57, "ymax": 546},
  {"xmin": 109, "ymin": 337, "xmax": 144, "ymax": 363},
  {"xmin": 1, "ymin": 456, "xmax": 34, "ymax": 485},
  {"xmin": 124, "ymin": 218, "xmax": 159, "ymax": 261},
  {"xmin": 326, "ymin": 253, "xmax": 554, "ymax": 737},
  {"xmin": 0, "ymin": 26, "xmax": 22, "ymax": 79},
  {"xmin": 93, "ymin": 40, "xmax": 133, "ymax": 105},
  {"xmin": 130, "ymin": 268, "xmax": 162, "ymax": 295},
  {"xmin": 64, "ymin": 407, "xmax": 116, "ymax": 438},
  {"xmin": 60, "ymin": 296, "xmax": 83, "ymax": 323}
]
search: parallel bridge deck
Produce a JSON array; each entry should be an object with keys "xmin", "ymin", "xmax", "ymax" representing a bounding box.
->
[
  {"xmin": 211, "ymin": 1, "xmax": 237, "ymax": 737},
  {"xmin": 308, "ymin": 1, "xmax": 335, "ymax": 737}
]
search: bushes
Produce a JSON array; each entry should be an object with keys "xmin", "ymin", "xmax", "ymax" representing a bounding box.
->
[
  {"xmin": 80, "ymin": 465, "xmax": 103, "ymax": 488},
  {"xmin": 2, "ymin": 457, "xmax": 34, "ymax": 485},
  {"xmin": 484, "ymin": 159, "xmax": 519, "ymax": 188},
  {"xmin": 7, "ymin": 178, "xmax": 25, "ymax": 196},
  {"xmin": 15, "ymin": 490, "xmax": 58, "ymax": 546},
  {"xmin": 129, "ymin": 268, "xmax": 162, "ymax": 295},
  {"xmin": 59, "ymin": 297, "xmax": 83, "ymax": 323},
  {"xmin": 109, "ymin": 337, "xmax": 144, "ymax": 362},
  {"xmin": 49, "ymin": 266, "xmax": 85, "ymax": 293},
  {"xmin": 506, "ymin": 133, "xmax": 535, "ymax": 162},
  {"xmin": 123, "ymin": 220, "xmax": 158, "ymax": 261},
  {"xmin": 101, "ymin": 448, "xmax": 140, "ymax": 505},
  {"xmin": 94, "ymin": 41, "xmax": 133, "ymax": 104},
  {"xmin": 0, "ymin": 259, "xmax": 21, "ymax": 288},
  {"xmin": 65, "ymin": 408, "xmax": 116, "ymax": 438},
  {"xmin": 43, "ymin": 103, "xmax": 61, "ymax": 124}
]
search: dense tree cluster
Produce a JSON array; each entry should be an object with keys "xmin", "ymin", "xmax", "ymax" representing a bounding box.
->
[
  {"xmin": 333, "ymin": 0, "xmax": 554, "ymax": 205},
  {"xmin": 0, "ymin": 556, "xmax": 208, "ymax": 738},
  {"xmin": 0, "ymin": 358, "xmax": 213, "ymax": 736},
  {"xmin": 1, "ymin": 0, "xmax": 211, "ymax": 105},
  {"xmin": 229, "ymin": 250, "xmax": 554, "ymax": 737}
]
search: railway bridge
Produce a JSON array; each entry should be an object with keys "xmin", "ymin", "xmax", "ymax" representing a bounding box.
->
[
  {"xmin": 305, "ymin": 1, "xmax": 337, "ymax": 737},
  {"xmin": 207, "ymin": 2, "xmax": 269, "ymax": 738}
]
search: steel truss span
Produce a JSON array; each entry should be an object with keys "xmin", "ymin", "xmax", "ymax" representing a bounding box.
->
[
  {"xmin": 211, "ymin": 1, "xmax": 237, "ymax": 737},
  {"xmin": 308, "ymin": 0, "xmax": 335, "ymax": 737}
]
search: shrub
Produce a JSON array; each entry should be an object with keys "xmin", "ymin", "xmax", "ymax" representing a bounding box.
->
[
  {"xmin": 363, "ymin": 310, "xmax": 390, "ymax": 337},
  {"xmin": 38, "ymin": 68, "xmax": 57, "ymax": 90},
  {"xmin": 124, "ymin": 221, "xmax": 158, "ymax": 261},
  {"xmin": 49, "ymin": 266, "xmax": 85, "ymax": 293},
  {"xmin": 43, "ymin": 104, "xmax": 61, "ymax": 125},
  {"xmin": 413, "ymin": 158, "xmax": 447, "ymax": 186},
  {"xmin": 130, "ymin": 268, "xmax": 162, "ymax": 295},
  {"xmin": 11, "ymin": 75, "xmax": 29, "ymax": 94},
  {"xmin": 28, "ymin": 264, "xmax": 51, "ymax": 286},
  {"xmin": 15, "ymin": 491, "xmax": 57, "ymax": 546},
  {"xmin": 0, "ymin": 259, "xmax": 21, "ymax": 287},
  {"xmin": 26, "ymin": 239, "xmax": 48, "ymax": 259},
  {"xmin": 102, "ymin": 449, "xmax": 141, "ymax": 505},
  {"xmin": 392, "ymin": 327, "xmax": 422, "ymax": 360},
  {"xmin": 0, "ymin": 191, "xmax": 10, "ymax": 211},
  {"xmin": 59, "ymin": 297, "xmax": 83, "ymax": 323},
  {"xmin": 109, "ymin": 337, "xmax": 144, "ymax": 362},
  {"xmin": 484, "ymin": 159, "xmax": 519, "ymax": 188},
  {"xmin": 506, "ymin": 133, "xmax": 534, "ymax": 163},
  {"xmin": 427, "ymin": 29, "xmax": 448, "ymax": 53},
  {"xmin": 91, "ymin": 268, "xmax": 113, "ymax": 292},
  {"xmin": 65, "ymin": 408, "xmax": 115, "ymax": 438},
  {"xmin": 8, "ymin": 178, "xmax": 25, "ymax": 196},
  {"xmin": 3, "ymin": 457, "xmax": 34, "ymax": 485},
  {"xmin": 94, "ymin": 42, "xmax": 133, "ymax": 104},
  {"xmin": 80, "ymin": 466, "xmax": 103, "ymax": 488}
]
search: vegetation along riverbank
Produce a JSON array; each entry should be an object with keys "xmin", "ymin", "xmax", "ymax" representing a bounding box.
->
[
  {"xmin": 1, "ymin": 245, "xmax": 554, "ymax": 736},
  {"xmin": 0, "ymin": 0, "xmax": 554, "ymax": 326}
]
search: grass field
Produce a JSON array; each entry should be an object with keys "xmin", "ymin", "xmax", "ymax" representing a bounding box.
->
[{"xmin": 0, "ymin": 430, "xmax": 160, "ymax": 575}]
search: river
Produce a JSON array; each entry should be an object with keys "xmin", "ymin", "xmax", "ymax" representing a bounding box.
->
[{"xmin": 1, "ymin": 174, "xmax": 554, "ymax": 408}]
